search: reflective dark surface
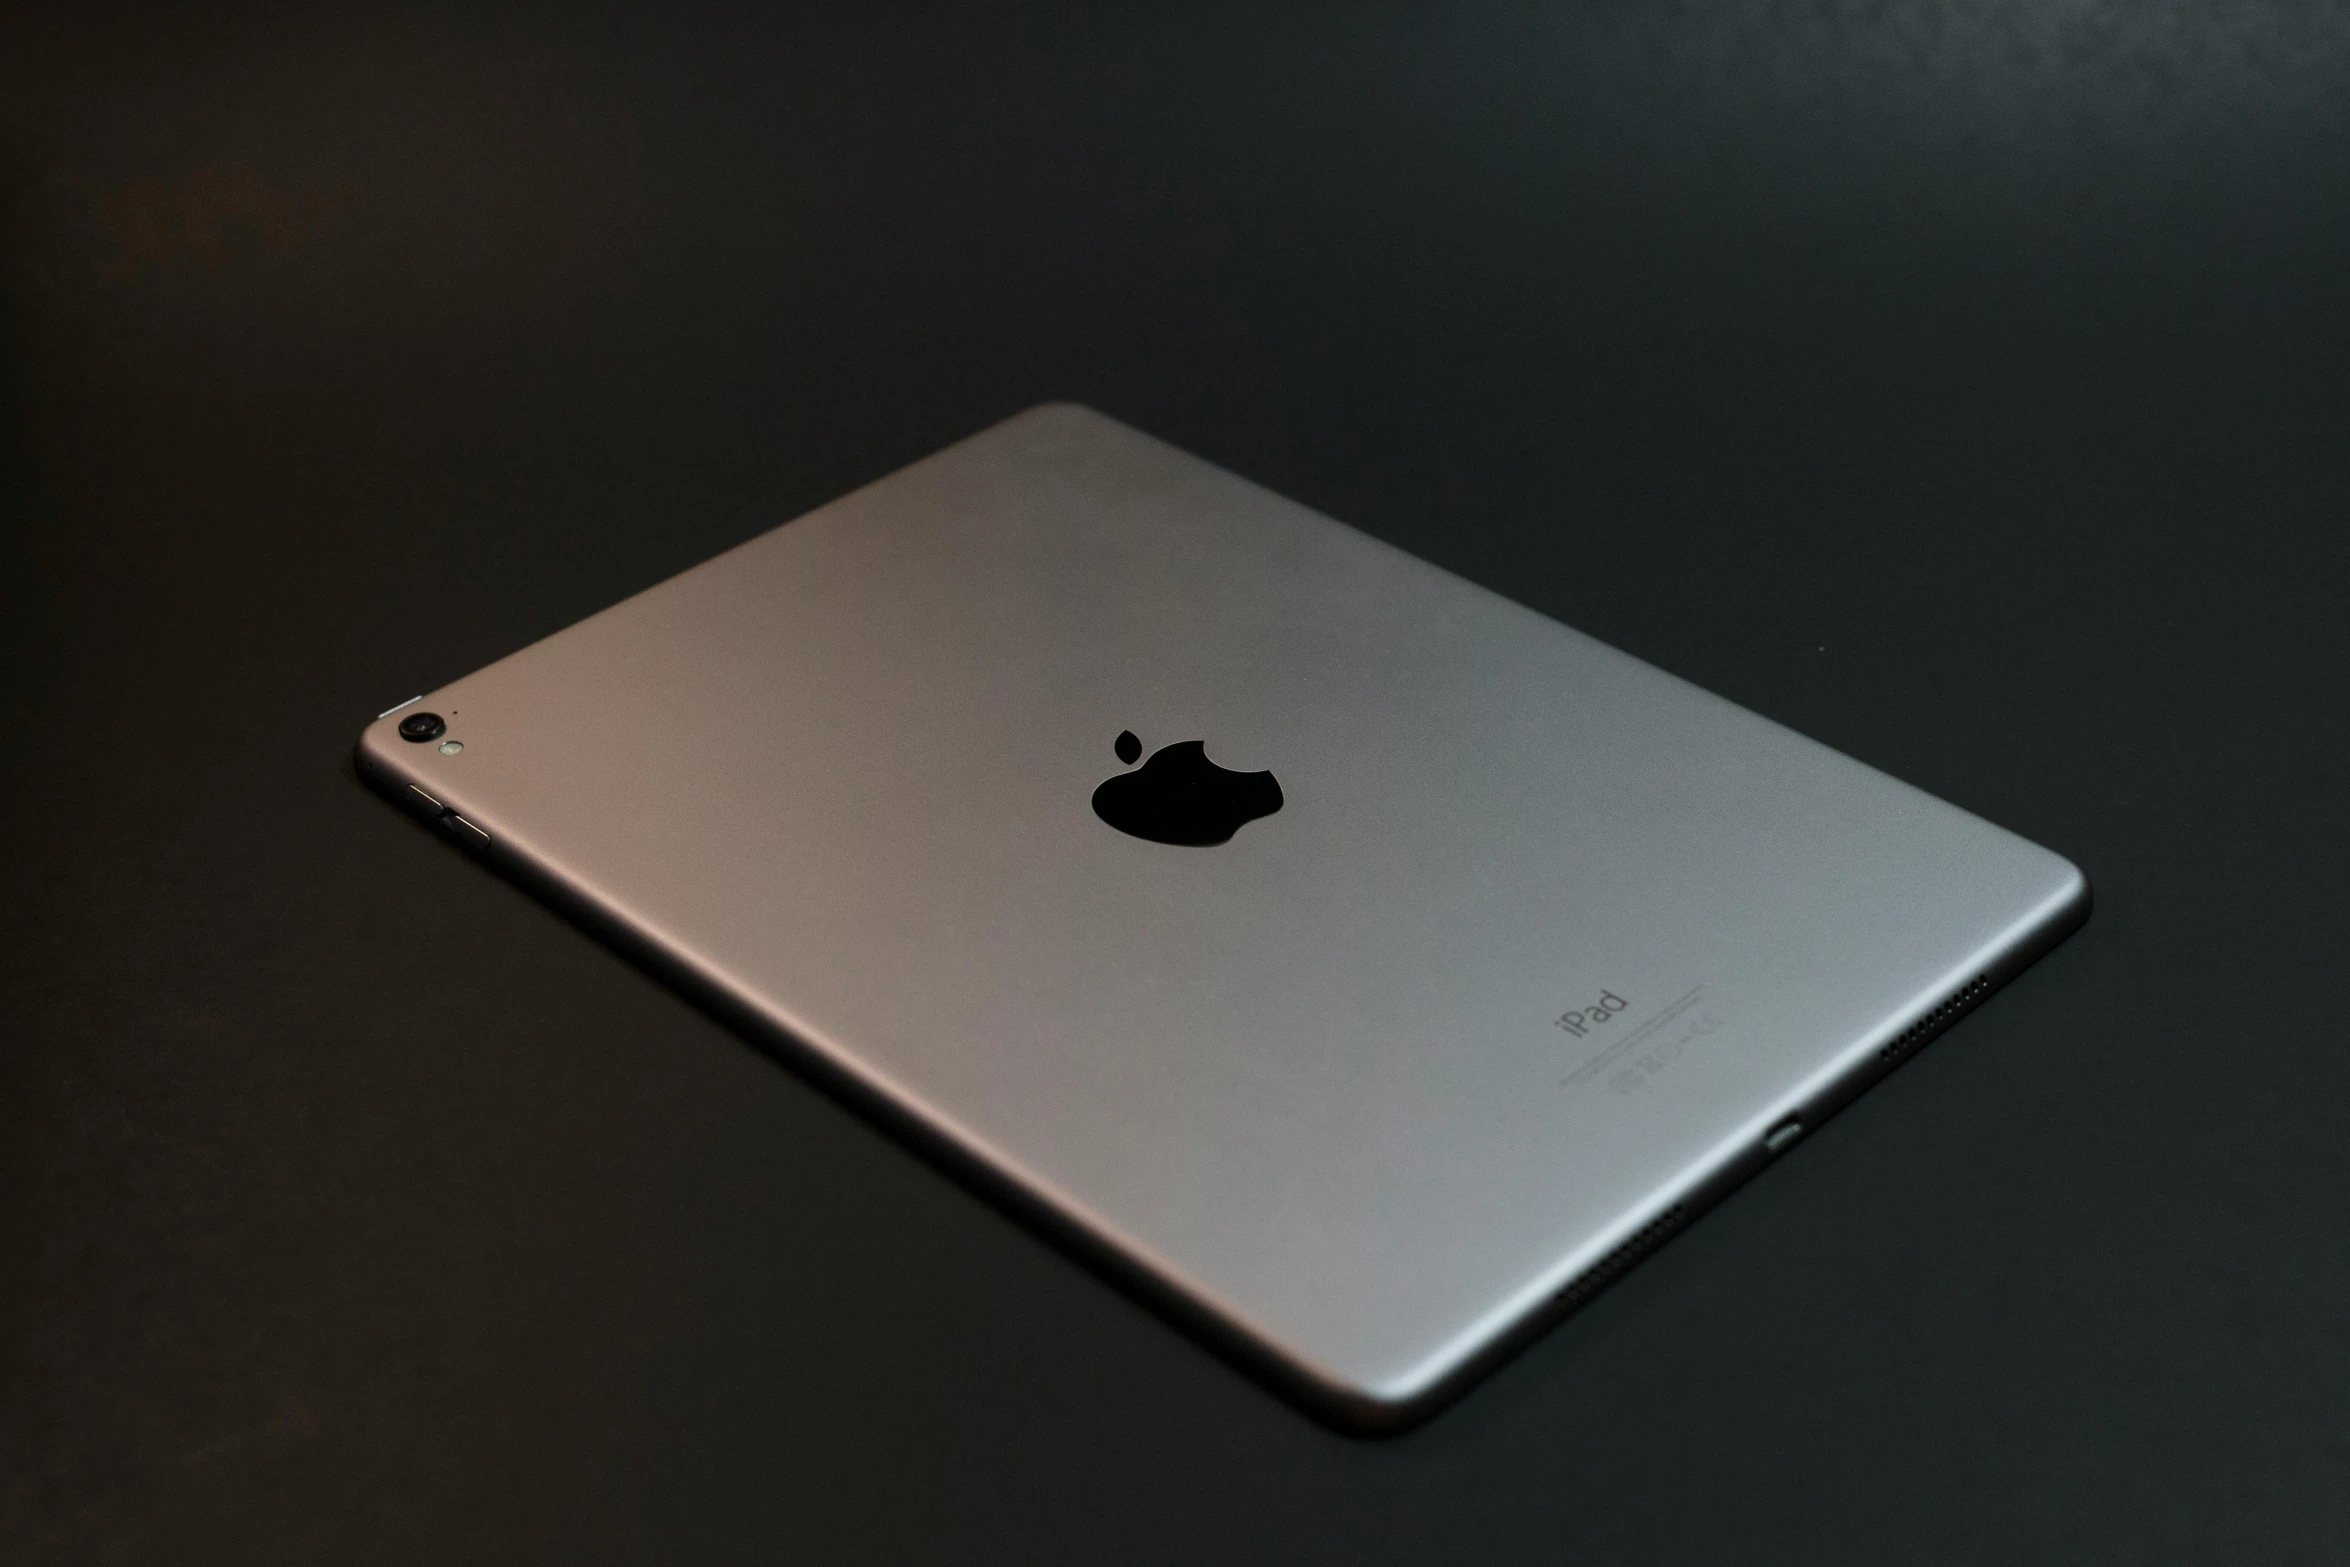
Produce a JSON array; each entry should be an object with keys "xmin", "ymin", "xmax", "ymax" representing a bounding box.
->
[{"xmin": 3, "ymin": 4, "xmax": 2347, "ymax": 1562}]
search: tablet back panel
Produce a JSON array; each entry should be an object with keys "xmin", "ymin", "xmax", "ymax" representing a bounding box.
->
[{"xmin": 358, "ymin": 405, "xmax": 2086, "ymax": 1425}]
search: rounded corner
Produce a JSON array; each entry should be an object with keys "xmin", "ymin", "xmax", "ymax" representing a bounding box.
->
[
  {"xmin": 1004, "ymin": 401, "xmax": 1119, "ymax": 440},
  {"xmin": 353, "ymin": 716, "xmax": 391, "ymax": 767},
  {"xmin": 1297, "ymin": 1374, "xmax": 1441, "ymax": 1439},
  {"xmin": 2052, "ymin": 854, "xmax": 2095, "ymax": 931}
]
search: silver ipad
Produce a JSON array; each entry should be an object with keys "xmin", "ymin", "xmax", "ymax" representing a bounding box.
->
[{"xmin": 357, "ymin": 404, "xmax": 2088, "ymax": 1429}]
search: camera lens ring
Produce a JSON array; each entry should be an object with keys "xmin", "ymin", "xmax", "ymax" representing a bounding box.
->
[{"xmin": 398, "ymin": 711, "xmax": 447, "ymax": 743}]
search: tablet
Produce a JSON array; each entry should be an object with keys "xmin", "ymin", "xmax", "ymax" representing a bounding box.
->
[{"xmin": 357, "ymin": 404, "xmax": 2088, "ymax": 1429}]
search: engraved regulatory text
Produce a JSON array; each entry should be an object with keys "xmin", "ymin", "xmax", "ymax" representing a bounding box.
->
[{"xmin": 1556, "ymin": 984, "xmax": 1726, "ymax": 1093}]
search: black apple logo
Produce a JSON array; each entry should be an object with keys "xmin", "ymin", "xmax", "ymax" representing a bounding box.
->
[{"xmin": 1091, "ymin": 730, "xmax": 1284, "ymax": 846}]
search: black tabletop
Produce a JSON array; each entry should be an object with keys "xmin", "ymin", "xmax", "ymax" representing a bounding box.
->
[{"xmin": 5, "ymin": 5, "xmax": 2347, "ymax": 1562}]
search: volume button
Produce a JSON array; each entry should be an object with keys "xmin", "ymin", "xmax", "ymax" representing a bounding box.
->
[
  {"xmin": 408, "ymin": 783, "xmax": 448, "ymax": 816},
  {"xmin": 445, "ymin": 814, "xmax": 492, "ymax": 849}
]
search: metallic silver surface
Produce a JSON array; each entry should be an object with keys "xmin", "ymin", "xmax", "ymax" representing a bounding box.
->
[{"xmin": 356, "ymin": 404, "xmax": 2088, "ymax": 1426}]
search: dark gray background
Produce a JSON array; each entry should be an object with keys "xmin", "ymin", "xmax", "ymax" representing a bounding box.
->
[{"xmin": 4, "ymin": 3, "xmax": 2346, "ymax": 1561}]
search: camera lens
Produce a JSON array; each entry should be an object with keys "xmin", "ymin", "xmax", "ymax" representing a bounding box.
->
[{"xmin": 398, "ymin": 711, "xmax": 447, "ymax": 743}]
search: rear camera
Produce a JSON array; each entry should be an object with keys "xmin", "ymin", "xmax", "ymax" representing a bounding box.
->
[{"xmin": 398, "ymin": 711, "xmax": 447, "ymax": 743}]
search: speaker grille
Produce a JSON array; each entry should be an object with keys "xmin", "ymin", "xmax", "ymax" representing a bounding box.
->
[
  {"xmin": 1549, "ymin": 1203, "xmax": 1686, "ymax": 1316},
  {"xmin": 1876, "ymin": 973, "xmax": 1993, "ymax": 1066}
]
